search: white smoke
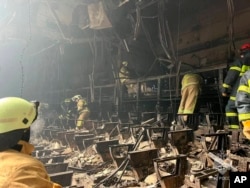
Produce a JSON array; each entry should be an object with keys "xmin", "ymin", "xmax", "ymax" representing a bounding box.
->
[{"xmin": 30, "ymin": 118, "xmax": 46, "ymax": 138}]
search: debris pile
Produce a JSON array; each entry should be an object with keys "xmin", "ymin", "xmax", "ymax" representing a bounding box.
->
[{"xmin": 30, "ymin": 118, "xmax": 250, "ymax": 187}]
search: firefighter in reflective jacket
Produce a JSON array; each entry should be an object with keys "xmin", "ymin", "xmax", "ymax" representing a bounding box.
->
[
  {"xmin": 178, "ymin": 73, "xmax": 203, "ymax": 124},
  {"xmin": 0, "ymin": 97, "xmax": 62, "ymax": 188},
  {"xmin": 119, "ymin": 61, "xmax": 148, "ymax": 95},
  {"xmin": 119, "ymin": 61, "xmax": 139, "ymax": 95},
  {"xmin": 72, "ymin": 95, "xmax": 90, "ymax": 130},
  {"xmin": 222, "ymin": 43, "xmax": 250, "ymax": 129},
  {"xmin": 236, "ymin": 55, "xmax": 250, "ymax": 139}
]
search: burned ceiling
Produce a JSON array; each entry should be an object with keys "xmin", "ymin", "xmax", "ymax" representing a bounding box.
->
[{"xmin": 0, "ymin": 0, "xmax": 250, "ymax": 102}]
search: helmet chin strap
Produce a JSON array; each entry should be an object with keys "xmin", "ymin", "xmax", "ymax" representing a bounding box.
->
[
  {"xmin": 11, "ymin": 144, "xmax": 23, "ymax": 152},
  {"xmin": 11, "ymin": 128, "xmax": 31, "ymax": 152},
  {"xmin": 21, "ymin": 128, "xmax": 31, "ymax": 142}
]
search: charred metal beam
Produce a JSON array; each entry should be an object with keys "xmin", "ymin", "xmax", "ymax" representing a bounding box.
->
[
  {"xmin": 178, "ymin": 34, "xmax": 250, "ymax": 56},
  {"xmin": 130, "ymin": 0, "xmax": 158, "ymax": 14},
  {"xmin": 45, "ymin": 1, "xmax": 72, "ymax": 43}
]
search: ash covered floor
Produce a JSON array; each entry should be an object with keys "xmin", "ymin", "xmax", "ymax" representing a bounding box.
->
[{"xmin": 30, "ymin": 122, "xmax": 249, "ymax": 188}]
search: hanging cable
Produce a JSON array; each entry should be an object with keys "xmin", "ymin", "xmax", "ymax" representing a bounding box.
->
[
  {"xmin": 90, "ymin": 31, "xmax": 97, "ymax": 102},
  {"xmin": 141, "ymin": 19, "xmax": 158, "ymax": 58},
  {"xmin": 142, "ymin": 58, "xmax": 158, "ymax": 77},
  {"xmin": 19, "ymin": 0, "xmax": 32, "ymax": 97},
  {"xmin": 168, "ymin": 68, "xmax": 174, "ymax": 112},
  {"xmin": 19, "ymin": 49, "xmax": 24, "ymax": 97},
  {"xmin": 226, "ymin": 0, "xmax": 235, "ymax": 59},
  {"xmin": 172, "ymin": 0, "xmax": 182, "ymax": 120},
  {"xmin": 166, "ymin": 20, "xmax": 177, "ymax": 62},
  {"xmin": 141, "ymin": 17, "xmax": 159, "ymax": 77},
  {"xmin": 176, "ymin": 0, "xmax": 181, "ymax": 61},
  {"xmin": 158, "ymin": 0, "xmax": 171, "ymax": 60},
  {"xmin": 133, "ymin": 2, "xmax": 141, "ymax": 40}
]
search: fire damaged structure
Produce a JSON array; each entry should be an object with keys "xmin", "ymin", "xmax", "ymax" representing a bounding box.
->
[{"xmin": 1, "ymin": 0, "xmax": 250, "ymax": 187}]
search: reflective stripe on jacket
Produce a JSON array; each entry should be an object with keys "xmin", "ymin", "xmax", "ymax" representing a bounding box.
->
[
  {"xmin": 222, "ymin": 59, "xmax": 250, "ymax": 100},
  {"xmin": 236, "ymin": 70, "xmax": 250, "ymax": 121},
  {"xmin": 0, "ymin": 141, "xmax": 62, "ymax": 188}
]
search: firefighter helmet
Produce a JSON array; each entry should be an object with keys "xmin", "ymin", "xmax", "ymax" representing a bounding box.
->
[
  {"xmin": 240, "ymin": 43, "xmax": 250, "ymax": 54},
  {"xmin": 72, "ymin": 95, "xmax": 82, "ymax": 102},
  {"xmin": 0, "ymin": 97, "xmax": 38, "ymax": 151}
]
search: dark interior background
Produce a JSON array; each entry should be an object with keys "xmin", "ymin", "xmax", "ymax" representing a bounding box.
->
[{"xmin": 0, "ymin": 0, "xmax": 249, "ymax": 116}]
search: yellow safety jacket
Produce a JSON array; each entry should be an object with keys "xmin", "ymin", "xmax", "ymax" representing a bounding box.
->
[
  {"xmin": 0, "ymin": 140, "xmax": 62, "ymax": 188},
  {"xmin": 119, "ymin": 66, "xmax": 130, "ymax": 84},
  {"xmin": 75, "ymin": 99, "xmax": 90, "ymax": 128},
  {"xmin": 77, "ymin": 99, "xmax": 87, "ymax": 111},
  {"xmin": 181, "ymin": 73, "xmax": 203, "ymax": 91},
  {"xmin": 236, "ymin": 70, "xmax": 250, "ymax": 121},
  {"xmin": 222, "ymin": 58, "xmax": 250, "ymax": 101}
]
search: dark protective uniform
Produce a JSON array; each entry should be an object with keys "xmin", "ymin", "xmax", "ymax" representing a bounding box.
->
[
  {"xmin": 236, "ymin": 70, "xmax": 250, "ymax": 121},
  {"xmin": 236, "ymin": 70, "xmax": 250, "ymax": 139},
  {"xmin": 222, "ymin": 52, "xmax": 250, "ymax": 129}
]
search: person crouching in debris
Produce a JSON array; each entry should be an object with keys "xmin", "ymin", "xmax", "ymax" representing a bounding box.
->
[
  {"xmin": 177, "ymin": 73, "xmax": 203, "ymax": 129},
  {"xmin": 72, "ymin": 95, "xmax": 90, "ymax": 130},
  {"xmin": 0, "ymin": 97, "xmax": 62, "ymax": 188}
]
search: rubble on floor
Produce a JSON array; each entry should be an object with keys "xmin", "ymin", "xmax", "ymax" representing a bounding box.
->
[{"xmin": 30, "ymin": 120, "xmax": 250, "ymax": 188}]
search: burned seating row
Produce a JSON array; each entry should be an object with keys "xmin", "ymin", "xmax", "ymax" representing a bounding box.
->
[
  {"xmin": 32, "ymin": 145, "xmax": 73, "ymax": 187},
  {"xmin": 31, "ymin": 111, "xmax": 226, "ymax": 187}
]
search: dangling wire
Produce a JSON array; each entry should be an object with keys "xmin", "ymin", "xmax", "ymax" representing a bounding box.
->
[
  {"xmin": 158, "ymin": 0, "xmax": 171, "ymax": 60},
  {"xmin": 176, "ymin": 0, "xmax": 181, "ymax": 61},
  {"xmin": 172, "ymin": 0, "xmax": 182, "ymax": 120},
  {"xmin": 89, "ymin": 31, "xmax": 97, "ymax": 102},
  {"xmin": 133, "ymin": 2, "xmax": 141, "ymax": 40},
  {"xmin": 19, "ymin": 0, "xmax": 32, "ymax": 97},
  {"xmin": 226, "ymin": 0, "xmax": 235, "ymax": 59},
  {"xmin": 19, "ymin": 47, "xmax": 25, "ymax": 97}
]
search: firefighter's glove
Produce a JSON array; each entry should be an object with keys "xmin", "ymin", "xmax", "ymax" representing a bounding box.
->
[
  {"xmin": 242, "ymin": 120, "xmax": 250, "ymax": 139},
  {"xmin": 222, "ymin": 93, "xmax": 228, "ymax": 97}
]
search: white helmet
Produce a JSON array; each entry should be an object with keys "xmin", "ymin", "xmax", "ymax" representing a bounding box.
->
[{"xmin": 72, "ymin": 95, "xmax": 82, "ymax": 102}]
